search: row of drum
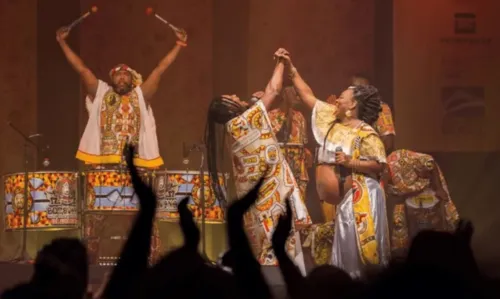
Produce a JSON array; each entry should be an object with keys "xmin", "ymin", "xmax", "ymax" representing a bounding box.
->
[{"xmin": 3, "ymin": 169, "xmax": 228, "ymax": 230}]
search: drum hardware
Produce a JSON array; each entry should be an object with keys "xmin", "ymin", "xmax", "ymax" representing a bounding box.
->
[
  {"xmin": 40, "ymin": 143, "xmax": 51, "ymax": 168},
  {"xmin": 42, "ymin": 158, "xmax": 51, "ymax": 168},
  {"xmin": 80, "ymin": 164, "xmax": 157, "ymax": 264},
  {"xmin": 183, "ymin": 142, "xmax": 212, "ymax": 263},
  {"xmin": 6, "ymin": 121, "xmax": 41, "ymax": 262},
  {"xmin": 80, "ymin": 165, "xmax": 140, "ymax": 260},
  {"xmin": 182, "ymin": 142, "xmax": 190, "ymax": 167}
]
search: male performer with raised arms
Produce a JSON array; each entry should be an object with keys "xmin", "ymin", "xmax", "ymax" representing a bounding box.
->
[{"xmin": 56, "ymin": 24, "xmax": 187, "ymax": 168}]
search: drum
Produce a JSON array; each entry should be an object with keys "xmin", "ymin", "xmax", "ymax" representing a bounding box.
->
[
  {"xmin": 3, "ymin": 171, "xmax": 79, "ymax": 230},
  {"xmin": 153, "ymin": 170, "xmax": 227, "ymax": 223},
  {"xmin": 82, "ymin": 168, "xmax": 159, "ymax": 265},
  {"xmin": 405, "ymin": 190, "xmax": 446, "ymax": 234},
  {"xmin": 83, "ymin": 169, "xmax": 151, "ymax": 211}
]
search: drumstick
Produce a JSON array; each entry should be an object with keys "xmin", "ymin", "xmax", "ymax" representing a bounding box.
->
[
  {"xmin": 67, "ymin": 6, "xmax": 98, "ymax": 31},
  {"xmin": 146, "ymin": 7, "xmax": 185, "ymax": 34}
]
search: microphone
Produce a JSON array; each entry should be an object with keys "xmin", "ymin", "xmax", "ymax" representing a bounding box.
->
[
  {"xmin": 182, "ymin": 142, "xmax": 190, "ymax": 165},
  {"xmin": 335, "ymin": 146, "xmax": 346, "ymax": 184},
  {"xmin": 41, "ymin": 144, "xmax": 50, "ymax": 168},
  {"xmin": 42, "ymin": 157, "xmax": 50, "ymax": 168}
]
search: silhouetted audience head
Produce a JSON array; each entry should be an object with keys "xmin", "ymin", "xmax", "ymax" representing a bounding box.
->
[
  {"xmin": 32, "ymin": 238, "xmax": 88, "ymax": 299},
  {"xmin": 307, "ymin": 265, "xmax": 358, "ymax": 298}
]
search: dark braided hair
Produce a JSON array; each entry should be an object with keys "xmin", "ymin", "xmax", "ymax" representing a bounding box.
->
[
  {"xmin": 204, "ymin": 96, "xmax": 247, "ymax": 203},
  {"xmin": 322, "ymin": 85, "xmax": 382, "ymax": 149},
  {"xmin": 351, "ymin": 84, "xmax": 382, "ymax": 126}
]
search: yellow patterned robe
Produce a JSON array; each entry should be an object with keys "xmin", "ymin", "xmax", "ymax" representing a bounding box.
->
[
  {"xmin": 226, "ymin": 101, "xmax": 311, "ymax": 268},
  {"xmin": 312, "ymin": 100, "xmax": 390, "ymax": 277}
]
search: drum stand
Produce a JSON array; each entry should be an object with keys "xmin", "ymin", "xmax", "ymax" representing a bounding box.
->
[
  {"xmin": 188, "ymin": 143, "xmax": 213, "ymax": 263},
  {"xmin": 7, "ymin": 122, "xmax": 39, "ymax": 262}
]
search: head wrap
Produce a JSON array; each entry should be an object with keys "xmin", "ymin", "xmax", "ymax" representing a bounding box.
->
[{"xmin": 109, "ymin": 64, "xmax": 143, "ymax": 87}]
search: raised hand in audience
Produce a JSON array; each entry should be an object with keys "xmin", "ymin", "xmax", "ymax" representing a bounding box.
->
[
  {"xmin": 272, "ymin": 198, "xmax": 308, "ymax": 299},
  {"xmin": 178, "ymin": 197, "xmax": 200, "ymax": 252},
  {"xmin": 102, "ymin": 145, "xmax": 157, "ymax": 299},
  {"xmin": 227, "ymin": 178, "xmax": 271, "ymax": 299}
]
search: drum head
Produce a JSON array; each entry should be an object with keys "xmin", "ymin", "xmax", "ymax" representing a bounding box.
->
[{"xmin": 405, "ymin": 191, "xmax": 439, "ymax": 209}]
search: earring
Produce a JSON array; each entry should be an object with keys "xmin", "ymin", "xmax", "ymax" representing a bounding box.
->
[{"xmin": 345, "ymin": 110, "xmax": 352, "ymax": 118}]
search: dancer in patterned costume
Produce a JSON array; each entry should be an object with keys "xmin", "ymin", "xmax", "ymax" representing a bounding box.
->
[
  {"xmin": 386, "ymin": 150, "xmax": 460, "ymax": 257},
  {"xmin": 205, "ymin": 49, "xmax": 310, "ymax": 271},
  {"xmin": 255, "ymin": 87, "xmax": 313, "ymax": 209},
  {"xmin": 284, "ymin": 52, "xmax": 390, "ymax": 277}
]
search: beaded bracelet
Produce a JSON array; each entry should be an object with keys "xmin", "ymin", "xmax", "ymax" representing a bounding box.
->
[{"xmin": 351, "ymin": 159, "xmax": 360, "ymax": 172}]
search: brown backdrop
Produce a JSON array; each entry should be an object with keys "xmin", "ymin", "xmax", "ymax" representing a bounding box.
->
[
  {"xmin": 394, "ymin": 0, "xmax": 500, "ymax": 270},
  {"xmin": 0, "ymin": 0, "xmax": 38, "ymax": 261}
]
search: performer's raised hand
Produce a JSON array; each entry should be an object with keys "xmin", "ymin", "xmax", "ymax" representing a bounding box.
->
[
  {"xmin": 55, "ymin": 23, "xmax": 98, "ymax": 97},
  {"xmin": 141, "ymin": 25, "xmax": 187, "ymax": 100},
  {"xmin": 174, "ymin": 28, "xmax": 188, "ymax": 43},
  {"xmin": 178, "ymin": 197, "xmax": 200, "ymax": 251},
  {"xmin": 271, "ymin": 198, "xmax": 293, "ymax": 255},
  {"xmin": 56, "ymin": 27, "xmax": 70, "ymax": 42},
  {"xmin": 274, "ymin": 48, "xmax": 291, "ymax": 62},
  {"xmin": 252, "ymin": 91, "xmax": 265, "ymax": 99}
]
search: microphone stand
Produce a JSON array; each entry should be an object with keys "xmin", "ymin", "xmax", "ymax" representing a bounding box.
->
[
  {"xmin": 7, "ymin": 122, "xmax": 39, "ymax": 262},
  {"xmin": 188, "ymin": 143, "xmax": 212, "ymax": 263}
]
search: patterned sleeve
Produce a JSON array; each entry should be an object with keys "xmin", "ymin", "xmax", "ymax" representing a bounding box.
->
[
  {"xmin": 226, "ymin": 101, "xmax": 272, "ymax": 153},
  {"xmin": 86, "ymin": 80, "xmax": 110, "ymax": 114},
  {"xmin": 374, "ymin": 102, "xmax": 396, "ymax": 136},
  {"xmin": 311, "ymin": 100, "xmax": 338, "ymax": 145},
  {"xmin": 359, "ymin": 134, "xmax": 387, "ymax": 163}
]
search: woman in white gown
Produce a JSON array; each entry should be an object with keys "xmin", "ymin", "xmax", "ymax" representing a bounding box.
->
[{"xmin": 277, "ymin": 49, "xmax": 390, "ymax": 277}]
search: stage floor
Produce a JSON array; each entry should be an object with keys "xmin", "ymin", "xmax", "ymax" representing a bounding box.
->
[{"xmin": 0, "ymin": 262, "xmax": 288, "ymax": 298}]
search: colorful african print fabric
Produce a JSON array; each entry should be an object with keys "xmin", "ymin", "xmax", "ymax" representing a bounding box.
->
[
  {"xmin": 386, "ymin": 149, "xmax": 459, "ymax": 253},
  {"xmin": 77, "ymin": 80, "xmax": 163, "ymax": 168},
  {"xmin": 226, "ymin": 101, "xmax": 311, "ymax": 268},
  {"xmin": 268, "ymin": 108, "xmax": 311, "ymax": 209},
  {"xmin": 374, "ymin": 102, "xmax": 395, "ymax": 136}
]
